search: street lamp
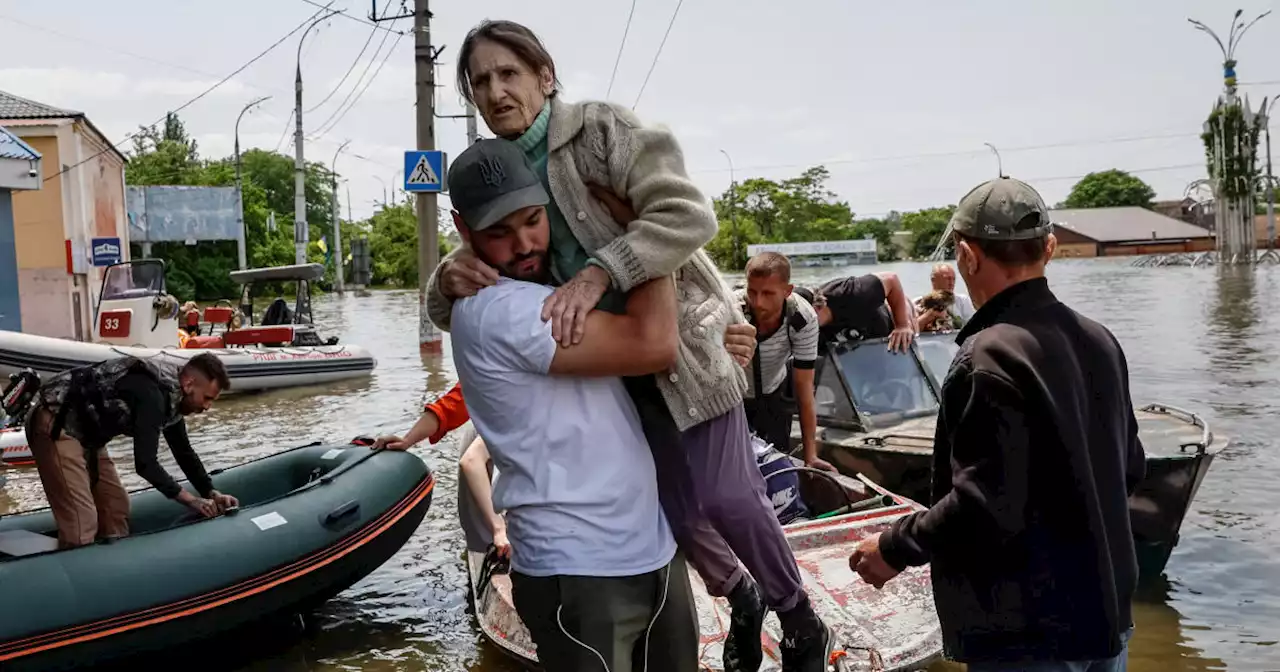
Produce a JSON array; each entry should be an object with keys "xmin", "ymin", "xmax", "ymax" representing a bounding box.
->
[
  {"xmin": 234, "ymin": 95, "xmax": 270, "ymax": 270},
  {"xmin": 983, "ymin": 142, "xmax": 1005, "ymax": 178},
  {"xmin": 719, "ymin": 149, "xmax": 740, "ymax": 265},
  {"xmin": 293, "ymin": 9, "xmax": 339, "ymax": 265},
  {"xmin": 330, "ymin": 140, "xmax": 351, "ymax": 295},
  {"xmin": 372, "ymin": 175, "xmax": 388, "ymax": 207}
]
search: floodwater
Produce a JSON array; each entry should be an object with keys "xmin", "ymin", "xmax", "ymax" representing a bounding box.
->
[{"xmin": 2, "ymin": 257, "xmax": 1278, "ymax": 671}]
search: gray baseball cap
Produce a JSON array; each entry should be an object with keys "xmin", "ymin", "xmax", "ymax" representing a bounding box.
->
[
  {"xmin": 447, "ymin": 138, "xmax": 549, "ymax": 231},
  {"xmin": 949, "ymin": 176, "xmax": 1053, "ymax": 241}
]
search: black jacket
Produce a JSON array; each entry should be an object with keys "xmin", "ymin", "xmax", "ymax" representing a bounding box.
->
[{"xmin": 879, "ymin": 278, "xmax": 1145, "ymax": 663}]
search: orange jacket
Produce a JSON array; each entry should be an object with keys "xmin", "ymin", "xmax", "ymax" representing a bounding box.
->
[{"xmin": 424, "ymin": 381, "xmax": 469, "ymax": 444}]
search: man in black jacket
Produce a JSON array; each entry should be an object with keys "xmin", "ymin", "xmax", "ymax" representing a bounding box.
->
[
  {"xmin": 26, "ymin": 353, "xmax": 239, "ymax": 548},
  {"xmin": 849, "ymin": 176, "xmax": 1146, "ymax": 671}
]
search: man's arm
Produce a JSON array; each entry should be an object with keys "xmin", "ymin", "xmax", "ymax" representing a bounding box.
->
[
  {"xmin": 546, "ymin": 276, "xmax": 678, "ymax": 377},
  {"xmin": 163, "ymin": 420, "xmax": 216, "ymax": 498},
  {"xmin": 459, "ymin": 436, "xmax": 508, "ymax": 556},
  {"xmin": 585, "ymin": 103, "xmax": 718, "ymax": 292},
  {"xmin": 877, "ymin": 369, "xmax": 1031, "ymax": 569},
  {"xmin": 425, "ymin": 247, "xmax": 468, "ymax": 332},
  {"xmin": 117, "ymin": 375, "xmax": 202, "ymax": 500},
  {"xmin": 875, "ymin": 272, "xmax": 914, "ymax": 333},
  {"xmin": 790, "ymin": 301, "xmax": 822, "ymax": 464}
]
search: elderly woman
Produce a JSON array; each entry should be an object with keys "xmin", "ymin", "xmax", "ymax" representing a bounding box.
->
[{"xmin": 426, "ymin": 19, "xmax": 834, "ymax": 672}]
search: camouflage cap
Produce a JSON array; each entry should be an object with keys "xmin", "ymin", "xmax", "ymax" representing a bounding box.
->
[
  {"xmin": 949, "ymin": 176, "xmax": 1053, "ymax": 241},
  {"xmin": 447, "ymin": 138, "xmax": 549, "ymax": 232}
]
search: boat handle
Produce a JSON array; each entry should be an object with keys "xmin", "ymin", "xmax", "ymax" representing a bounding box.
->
[{"xmin": 322, "ymin": 500, "xmax": 361, "ymax": 526}]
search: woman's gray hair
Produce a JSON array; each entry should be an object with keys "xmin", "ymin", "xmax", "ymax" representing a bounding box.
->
[{"xmin": 456, "ymin": 20, "xmax": 562, "ymax": 104}]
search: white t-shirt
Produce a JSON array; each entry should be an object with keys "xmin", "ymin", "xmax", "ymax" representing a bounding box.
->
[
  {"xmin": 914, "ymin": 291, "xmax": 977, "ymax": 325},
  {"xmin": 737, "ymin": 292, "xmax": 820, "ymax": 397},
  {"xmin": 450, "ymin": 278, "xmax": 676, "ymax": 578}
]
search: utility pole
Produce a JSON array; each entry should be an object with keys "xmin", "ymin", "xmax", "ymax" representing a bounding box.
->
[
  {"xmin": 331, "ymin": 140, "xmax": 350, "ymax": 295},
  {"xmin": 467, "ymin": 101, "xmax": 479, "ymax": 144},
  {"xmin": 719, "ymin": 149, "xmax": 740, "ymax": 265},
  {"xmin": 234, "ymin": 95, "xmax": 270, "ymax": 270},
  {"xmin": 414, "ymin": 0, "xmax": 441, "ymax": 352},
  {"xmin": 1267, "ymin": 95, "xmax": 1279, "ymax": 251},
  {"xmin": 294, "ymin": 12, "xmax": 336, "ymax": 266}
]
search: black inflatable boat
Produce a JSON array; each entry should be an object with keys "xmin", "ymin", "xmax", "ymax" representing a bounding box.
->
[{"xmin": 0, "ymin": 440, "xmax": 434, "ymax": 671}]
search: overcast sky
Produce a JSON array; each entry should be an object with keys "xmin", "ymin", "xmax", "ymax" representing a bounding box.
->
[{"xmin": 4, "ymin": 0, "xmax": 1280, "ymax": 222}]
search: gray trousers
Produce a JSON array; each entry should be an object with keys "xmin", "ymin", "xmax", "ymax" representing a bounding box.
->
[
  {"xmin": 511, "ymin": 555, "xmax": 699, "ymax": 672},
  {"xmin": 624, "ymin": 376, "xmax": 806, "ymax": 613}
]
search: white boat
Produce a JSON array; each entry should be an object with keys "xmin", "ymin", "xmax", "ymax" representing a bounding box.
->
[
  {"xmin": 0, "ymin": 429, "xmax": 30, "ymax": 467},
  {"xmin": 0, "ymin": 259, "xmax": 375, "ymax": 393}
]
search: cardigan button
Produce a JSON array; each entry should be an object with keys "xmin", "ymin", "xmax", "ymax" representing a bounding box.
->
[
  {"xmin": 576, "ymin": 211, "xmax": 587, "ymax": 221},
  {"xmin": 688, "ymin": 408, "xmax": 699, "ymax": 418},
  {"xmin": 668, "ymin": 372, "xmax": 679, "ymax": 383}
]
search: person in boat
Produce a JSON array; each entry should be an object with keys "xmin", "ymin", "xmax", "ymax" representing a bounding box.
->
[
  {"xmin": 806, "ymin": 271, "xmax": 916, "ymax": 353},
  {"xmin": 913, "ymin": 262, "xmax": 975, "ymax": 332},
  {"xmin": 457, "ymin": 435, "xmax": 510, "ymax": 561},
  {"xmin": 738, "ymin": 252, "xmax": 831, "ymax": 473},
  {"xmin": 916, "ymin": 289, "xmax": 959, "ymax": 333},
  {"xmin": 849, "ymin": 177, "xmax": 1146, "ymax": 671},
  {"xmin": 427, "ymin": 19, "xmax": 834, "ymax": 672},
  {"xmin": 444, "ymin": 137, "xmax": 697, "ymax": 671},
  {"xmin": 25, "ymin": 353, "xmax": 239, "ymax": 549}
]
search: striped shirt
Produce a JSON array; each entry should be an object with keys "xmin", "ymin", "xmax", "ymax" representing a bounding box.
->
[{"xmin": 740, "ymin": 293, "xmax": 820, "ymax": 398}]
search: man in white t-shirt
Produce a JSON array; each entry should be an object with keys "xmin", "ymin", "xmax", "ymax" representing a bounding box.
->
[
  {"xmin": 915, "ymin": 263, "xmax": 977, "ymax": 331},
  {"xmin": 446, "ymin": 138, "xmax": 697, "ymax": 672}
]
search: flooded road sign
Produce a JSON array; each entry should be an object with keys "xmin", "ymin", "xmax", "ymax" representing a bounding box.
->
[{"xmin": 404, "ymin": 150, "xmax": 446, "ymax": 193}]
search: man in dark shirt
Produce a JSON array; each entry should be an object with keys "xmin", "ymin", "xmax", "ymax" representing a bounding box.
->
[
  {"xmin": 849, "ymin": 177, "xmax": 1146, "ymax": 671},
  {"xmin": 26, "ymin": 353, "xmax": 239, "ymax": 548},
  {"xmin": 808, "ymin": 272, "xmax": 915, "ymax": 352}
]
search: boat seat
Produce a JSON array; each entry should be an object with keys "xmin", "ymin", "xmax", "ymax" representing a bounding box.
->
[
  {"xmin": 0, "ymin": 529, "xmax": 58, "ymax": 557},
  {"xmin": 183, "ymin": 335, "xmax": 225, "ymax": 349},
  {"xmin": 223, "ymin": 325, "xmax": 296, "ymax": 347},
  {"xmin": 203, "ymin": 306, "xmax": 236, "ymax": 324}
]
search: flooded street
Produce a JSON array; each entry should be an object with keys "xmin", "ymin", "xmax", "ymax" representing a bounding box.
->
[{"xmin": 3, "ymin": 257, "xmax": 1278, "ymax": 671}]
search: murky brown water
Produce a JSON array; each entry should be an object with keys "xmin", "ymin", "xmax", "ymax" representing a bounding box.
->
[{"xmin": 3, "ymin": 258, "xmax": 1278, "ymax": 671}]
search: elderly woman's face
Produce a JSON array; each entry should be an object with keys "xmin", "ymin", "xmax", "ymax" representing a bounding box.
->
[{"xmin": 467, "ymin": 39, "xmax": 552, "ymax": 138}]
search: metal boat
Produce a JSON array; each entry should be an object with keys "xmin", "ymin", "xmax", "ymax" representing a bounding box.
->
[
  {"xmin": 457, "ymin": 426, "xmax": 945, "ymax": 671},
  {"xmin": 797, "ymin": 331, "xmax": 1223, "ymax": 581}
]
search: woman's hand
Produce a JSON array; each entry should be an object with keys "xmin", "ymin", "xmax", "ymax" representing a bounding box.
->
[
  {"xmin": 440, "ymin": 248, "xmax": 500, "ymax": 300},
  {"xmin": 542, "ymin": 266, "xmax": 611, "ymax": 346}
]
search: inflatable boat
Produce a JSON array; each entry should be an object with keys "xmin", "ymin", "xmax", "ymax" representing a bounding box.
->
[
  {"xmin": 0, "ymin": 428, "xmax": 30, "ymax": 467},
  {"xmin": 0, "ymin": 259, "xmax": 376, "ymax": 392},
  {"xmin": 0, "ymin": 330, "xmax": 376, "ymax": 393},
  {"xmin": 0, "ymin": 440, "xmax": 434, "ymax": 671}
]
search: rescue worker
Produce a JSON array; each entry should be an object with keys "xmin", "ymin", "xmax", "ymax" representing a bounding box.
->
[{"xmin": 26, "ymin": 352, "xmax": 239, "ymax": 548}]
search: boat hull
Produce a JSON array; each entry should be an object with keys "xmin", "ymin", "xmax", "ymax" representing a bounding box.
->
[
  {"xmin": 0, "ymin": 330, "xmax": 376, "ymax": 393},
  {"xmin": 0, "ymin": 442, "xmax": 433, "ymax": 671},
  {"xmin": 814, "ymin": 405, "xmax": 1223, "ymax": 581},
  {"xmin": 0, "ymin": 427, "xmax": 31, "ymax": 466}
]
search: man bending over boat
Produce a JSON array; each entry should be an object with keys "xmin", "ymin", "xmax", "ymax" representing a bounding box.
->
[
  {"xmin": 26, "ymin": 353, "xmax": 239, "ymax": 549},
  {"xmin": 444, "ymin": 138, "xmax": 697, "ymax": 671}
]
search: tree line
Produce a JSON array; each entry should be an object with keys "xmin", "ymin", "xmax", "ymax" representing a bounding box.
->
[{"xmin": 126, "ymin": 113, "xmax": 449, "ymax": 301}]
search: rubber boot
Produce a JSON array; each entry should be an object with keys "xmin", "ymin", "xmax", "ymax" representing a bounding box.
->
[{"xmin": 723, "ymin": 576, "xmax": 766, "ymax": 672}]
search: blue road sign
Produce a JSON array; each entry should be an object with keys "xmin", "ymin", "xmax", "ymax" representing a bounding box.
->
[
  {"xmin": 404, "ymin": 150, "xmax": 446, "ymax": 193},
  {"xmin": 91, "ymin": 237, "xmax": 122, "ymax": 266}
]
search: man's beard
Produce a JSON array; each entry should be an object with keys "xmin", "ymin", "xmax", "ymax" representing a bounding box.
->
[{"xmin": 480, "ymin": 248, "xmax": 552, "ymax": 284}]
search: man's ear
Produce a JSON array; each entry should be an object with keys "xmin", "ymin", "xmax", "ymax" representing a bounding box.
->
[
  {"xmin": 956, "ymin": 239, "xmax": 979, "ymax": 276},
  {"xmin": 1045, "ymin": 232, "xmax": 1058, "ymax": 262},
  {"xmin": 453, "ymin": 211, "xmax": 471, "ymax": 245}
]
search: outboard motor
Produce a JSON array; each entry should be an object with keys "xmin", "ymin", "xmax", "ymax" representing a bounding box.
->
[{"xmin": 1, "ymin": 369, "xmax": 41, "ymax": 429}]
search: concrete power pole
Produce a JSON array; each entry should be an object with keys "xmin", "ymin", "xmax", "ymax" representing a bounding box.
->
[
  {"xmin": 293, "ymin": 13, "xmax": 335, "ymax": 266},
  {"xmin": 331, "ymin": 140, "xmax": 350, "ymax": 296},
  {"xmin": 414, "ymin": 0, "xmax": 441, "ymax": 353},
  {"xmin": 467, "ymin": 101, "xmax": 479, "ymax": 145}
]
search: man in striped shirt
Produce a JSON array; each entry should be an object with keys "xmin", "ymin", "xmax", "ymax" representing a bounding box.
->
[{"xmin": 740, "ymin": 252, "xmax": 833, "ymax": 473}]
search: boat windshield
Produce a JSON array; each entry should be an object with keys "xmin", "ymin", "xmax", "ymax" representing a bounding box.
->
[
  {"xmin": 915, "ymin": 333, "xmax": 961, "ymax": 388},
  {"xmin": 834, "ymin": 340, "xmax": 939, "ymax": 421},
  {"xmin": 102, "ymin": 261, "xmax": 165, "ymax": 300}
]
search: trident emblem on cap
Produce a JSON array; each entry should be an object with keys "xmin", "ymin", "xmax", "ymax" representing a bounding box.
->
[{"xmin": 478, "ymin": 156, "xmax": 505, "ymax": 187}]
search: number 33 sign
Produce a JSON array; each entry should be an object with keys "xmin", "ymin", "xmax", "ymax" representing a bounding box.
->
[{"xmin": 99, "ymin": 310, "xmax": 131, "ymax": 337}]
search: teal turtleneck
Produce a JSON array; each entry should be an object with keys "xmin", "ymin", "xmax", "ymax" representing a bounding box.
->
[{"xmin": 513, "ymin": 101, "xmax": 624, "ymax": 312}]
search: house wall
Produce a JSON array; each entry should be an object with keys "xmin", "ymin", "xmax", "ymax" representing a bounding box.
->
[
  {"xmin": 9, "ymin": 132, "xmax": 74, "ymax": 338},
  {"xmin": 0, "ymin": 190, "xmax": 19, "ymax": 332},
  {"xmin": 1053, "ymin": 242, "xmax": 1098, "ymax": 258},
  {"xmin": 1100, "ymin": 239, "xmax": 1215, "ymax": 256}
]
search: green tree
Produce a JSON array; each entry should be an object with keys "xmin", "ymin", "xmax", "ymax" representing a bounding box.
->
[
  {"xmin": 1062, "ymin": 170, "xmax": 1156, "ymax": 209},
  {"xmin": 901, "ymin": 206, "xmax": 956, "ymax": 259},
  {"xmin": 850, "ymin": 218, "xmax": 900, "ymax": 262},
  {"xmin": 707, "ymin": 166, "xmax": 860, "ymax": 270}
]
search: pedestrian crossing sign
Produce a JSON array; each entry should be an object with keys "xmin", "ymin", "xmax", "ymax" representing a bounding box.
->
[{"xmin": 403, "ymin": 150, "xmax": 447, "ymax": 193}]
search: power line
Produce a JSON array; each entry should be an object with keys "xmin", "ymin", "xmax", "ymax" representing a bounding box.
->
[
  {"xmin": 305, "ymin": 23, "xmax": 380, "ymax": 114},
  {"xmin": 605, "ymin": 0, "xmax": 639, "ymax": 99},
  {"xmin": 298, "ymin": 0, "xmax": 404, "ymax": 33},
  {"xmin": 311, "ymin": 29, "xmax": 405, "ymax": 139},
  {"xmin": 632, "ymin": 0, "xmax": 685, "ymax": 109},
  {"xmin": 275, "ymin": 109, "xmax": 296, "ymax": 152},
  {"xmin": 44, "ymin": 2, "xmax": 336, "ymax": 183},
  {"xmin": 308, "ymin": 20, "xmax": 399, "ymax": 138}
]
